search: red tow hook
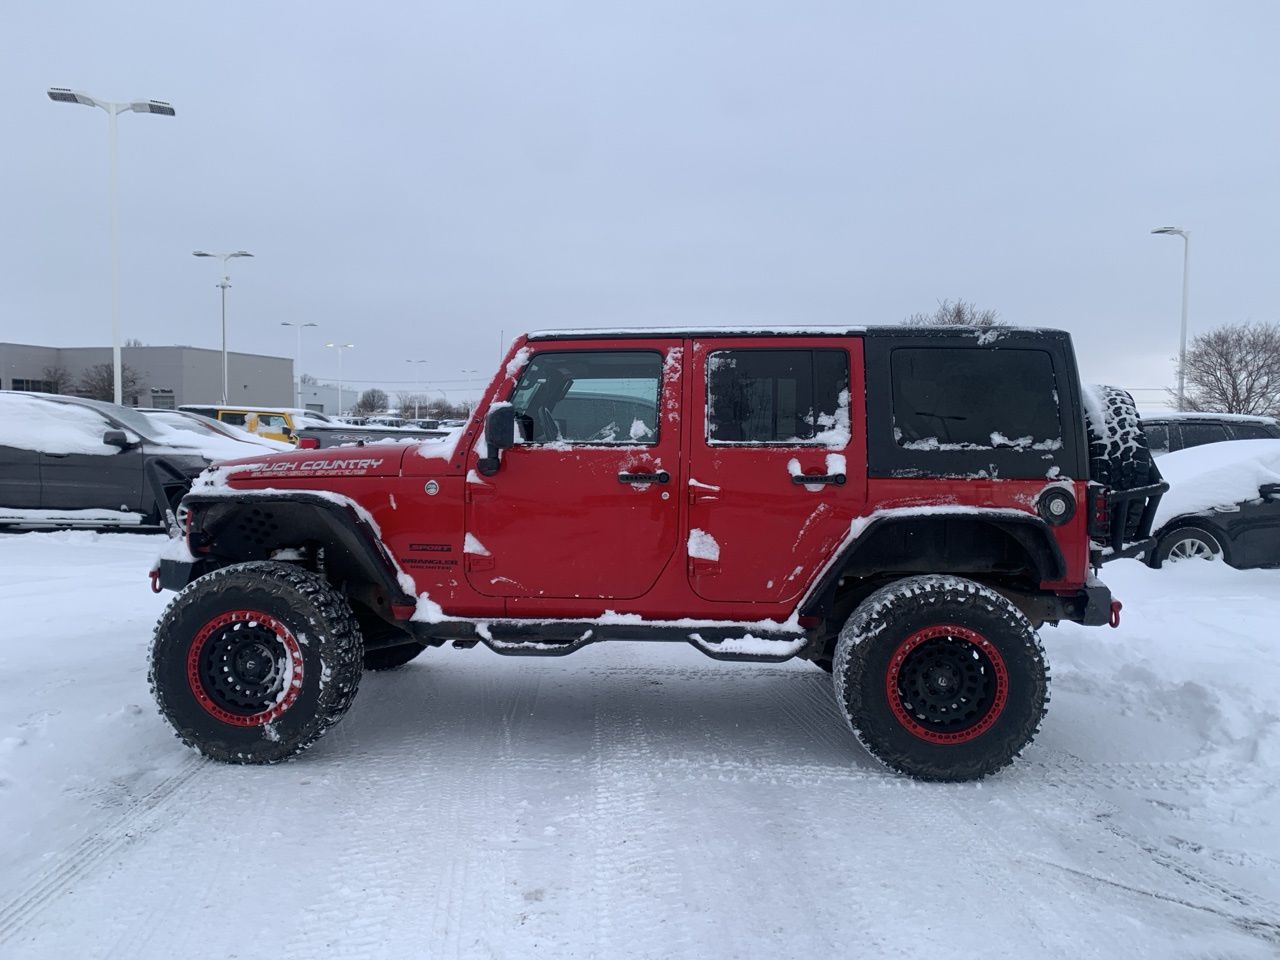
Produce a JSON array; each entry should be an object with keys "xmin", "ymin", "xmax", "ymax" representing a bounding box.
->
[
  {"xmin": 149, "ymin": 568, "xmax": 163, "ymax": 594},
  {"xmin": 1108, "ymin": 599, "xmax": 1123, "ymax": 629}
]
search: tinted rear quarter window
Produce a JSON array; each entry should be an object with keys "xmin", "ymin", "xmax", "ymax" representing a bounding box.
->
[
  {"xmin": 891, "ymin": 348, "xmax": 1063, "ymax": 451},
  {"xmin": 1142, "ymin": 423, "xmax": 1170, "ymax": 453},
  {"xmin": 1228, "ymin": 423, "xmax": 1278, "ymax": 441}
]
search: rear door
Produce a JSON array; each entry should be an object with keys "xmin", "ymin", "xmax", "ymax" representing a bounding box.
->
[
  {"xmin": 465, "ymin": 340, "xmax": 683, "ymax": 600},
  {"xmin": 685, "ymin": 337, "xmax": 867, "ymax": 603}
]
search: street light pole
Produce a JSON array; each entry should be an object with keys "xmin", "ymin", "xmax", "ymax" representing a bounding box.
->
[
  {"xmin": 406, "ymin": 359, "xmax": 430, "ymax": 418},
  {"xmin": 193, "ymin": 250, "xmax": 253, "ymax": 405},
  {"xmin": 48, "ymin": 88, "xmax": 175, "ymax": 406},
  {"xmin": 282, "ymin": 321, "xmax": 318, "ymax": 408},
  {"xmin": 1151, "ymin": 226, "xmax": 1191, "ymax": 411},
  {"xmin": 325, "ymin": 343, "xmax": 354, "ymax": 415}
]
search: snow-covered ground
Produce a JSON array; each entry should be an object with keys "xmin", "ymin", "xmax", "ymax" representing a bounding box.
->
[{"xmin": 1, "ymin": 532, "xmax": 1277, "ymax": 959}]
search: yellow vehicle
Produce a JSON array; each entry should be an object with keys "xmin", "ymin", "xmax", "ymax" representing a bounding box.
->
[{"xmin": 176, "ymin": 406, "xmax": 330, "ymax": 444}]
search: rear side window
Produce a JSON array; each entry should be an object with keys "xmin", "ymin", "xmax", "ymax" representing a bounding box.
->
[
  {"xmin": 706, "ymin": 349, "xmax": 849, "ymax": 445},
  {"xmin": 1178, "ymin": 422, "xmax": 1230, "ymax": 448},
  {"xmin": 891, "ymin": 348, "xmax": 1062, "ymax": 451},
  {"xmin": 1229, "ymin": 423, "xmax": 1277, "ymax": 441},
  {"xmin": 219, "ymin": 412, "xmax": 248, "ymax": 427},
  {"xmin": 510, "ymin": 351, "xmax": 662, "ymax": 444}
]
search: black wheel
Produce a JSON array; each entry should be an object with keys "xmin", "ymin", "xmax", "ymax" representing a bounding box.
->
[
  {"xmin": 150, "ymin": 561, "xmax": 363, "ymax": 764},
  {"xmin": 833, "ymin": 576, "xmax": 1048, "ymax": 782},
  {"xmin": 1083, "ymin": 385, "xmax": 1155, "ymax": 540},
  {"xmin": 363, "ymin": 642, "xmax": 427, "ymax": 671},
  {"xmin": 1154, "ymin": 526, "xmax": 1224, "ymax": 566}
]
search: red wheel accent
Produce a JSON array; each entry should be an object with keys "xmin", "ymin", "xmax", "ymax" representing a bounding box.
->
[
  {"xmin": 186, "ymin": 610, "xmax": 304, "ymax": 727},
  {"xmin": 885, "ymin": 624, "xmax": 1008, "ymax": 745}
]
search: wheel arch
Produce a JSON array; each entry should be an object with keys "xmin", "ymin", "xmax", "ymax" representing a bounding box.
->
[
  {"xmin": 800, "ymin": 512, "xmax": 1067, "ymax": 624},
  {"xmin": 1152, "ymin": 516, "xmax": 1231, "ymax": 566},
  {"xmin": 180, "ymin": 493, "xmax": 415, "ymax": 617}
]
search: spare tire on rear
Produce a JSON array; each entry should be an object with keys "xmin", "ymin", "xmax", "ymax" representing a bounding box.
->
[{"xmin": 1082, "ymin": 384, "xmax": 1154, "ymax": 541}]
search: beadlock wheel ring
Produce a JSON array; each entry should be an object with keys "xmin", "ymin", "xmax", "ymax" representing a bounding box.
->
[
  {"xmin": 186, "ymin": 609, "xmax": 304, "ymax": 727},
  {"xmin": 885, "ymin": 624, "xmax": 1009, "ymax": 745}
]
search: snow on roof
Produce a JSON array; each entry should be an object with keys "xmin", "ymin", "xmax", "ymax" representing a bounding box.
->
[
  {"xmin": 1154, "ymin": 439, "xmax": 1280, "ymax": 528},
  {"xmin": 1140, "ymin": 410, "xmax": 1279, "ymax": 425},
  {"xmin": 0, "ymin": 394, "xmax": 125, "ymax": 455},
  {"xmin": 526, "ymin": 325, "xmax": 1066, "ymax": 341}
]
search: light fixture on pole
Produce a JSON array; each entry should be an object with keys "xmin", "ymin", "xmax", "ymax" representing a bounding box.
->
[
  {"xmin": 1151, "ymin": 226, "xmax": 1191, "ymax": 411},
  {"xmin": 193, "ymin": 250, "xmax": 254, "ymax": 405},
  {"xmin": 281, "ymin": 321, "xmax": 318, "ymax": 408},
  {"xmin": 325, "ymin": 343, "xmax": 354, "ymax": 415},
  {"xmin": 47, "ymin": 87, "xmax": 175, "ymax": 406},
  {"xmin": 405, "ymin": 359, "xmax": 431, "ymax": 418}
]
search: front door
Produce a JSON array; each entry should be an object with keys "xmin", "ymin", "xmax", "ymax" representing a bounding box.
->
[
  {"xmin": 685, "ymin": 337, "xmax": 867, "ymax": 603},
  {"xmin": 466, "ymin": 341, "xmax": 683, "ymax": 600}
]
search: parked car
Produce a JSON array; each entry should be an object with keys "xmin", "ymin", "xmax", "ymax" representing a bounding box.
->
[
  {"xmin": 150, "ymin": 325, "xmax": 1165, "ymax": 781},
  {"xmin": 1147, "ymin": 438, "xmax": 1280, "ymax": 568},
  {"xmin": 1140, "ymin": 411, "xmax": 1280, "ymax": 456},
  {"xmin": 177, "ymin": 405, "xmax": 334, "ymax": 444},
  {"xmin": 139, "ymin": 409, "xmax": 294, "ymax": 452},
  {"xmin": 0, "ymin": 393, "xmax": 262, "ymax": 530}
]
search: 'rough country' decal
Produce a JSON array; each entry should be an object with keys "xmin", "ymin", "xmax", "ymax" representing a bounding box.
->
[{"xmin": 246, "ymin": 458, "xmax": 385, "ymax": 476}]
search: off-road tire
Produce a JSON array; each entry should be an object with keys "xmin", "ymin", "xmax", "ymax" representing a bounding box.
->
[
  {"xmin": 1084, "ymin": 384, "xmax": 1155, "ymax": 541},
  {"xmin": 1153, "ymin": 526, "xmax": 1224, "ymax": 567},
  {"xmin": 363, "ymin": 642, "xmax": 427, "ymax": 671},
  {"xmin": 834, "ymin": 575, "xmax": 1048, "ymax": 782},
  {"xmin": 150, "ymin": 561, "xmax": 363, "ymax": 763}
]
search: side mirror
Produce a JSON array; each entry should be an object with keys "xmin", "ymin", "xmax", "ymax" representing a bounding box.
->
[
  {"xmin": 477, "ymin": 405, "xmax": 516, "ymax": 477},
  {"xmin": 1260, "ymin": 483, "xmax": 1280, "ymax": 502},
  {"xmin": 103, "ymin": 429, "xmax": 133, "ymax": 450}
]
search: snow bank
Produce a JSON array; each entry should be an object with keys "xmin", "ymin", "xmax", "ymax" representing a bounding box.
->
[{"xmin": 1153, "ymin": 439, "xmax": 1280, "ymax": 527}]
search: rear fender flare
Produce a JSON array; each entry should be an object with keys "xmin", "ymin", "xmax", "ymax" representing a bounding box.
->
[{"xmin": 799, "ymin": 511, "xmax": 1067, "ymax": 620}]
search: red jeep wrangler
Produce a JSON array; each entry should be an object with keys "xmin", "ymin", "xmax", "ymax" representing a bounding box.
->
[{"xmin": 149, "ymin": 327, "xmax": 1164, "ymax": 780}]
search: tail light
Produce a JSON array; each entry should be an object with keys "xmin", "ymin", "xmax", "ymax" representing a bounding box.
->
[{"xmin": 297, "ymin": 436, "xmax": 320, "ymax": 449}]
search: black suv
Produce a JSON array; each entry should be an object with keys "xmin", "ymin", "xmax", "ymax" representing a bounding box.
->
[{"xmin": 1140, "ymin": 412, "xmax": 1280, "ymax": 456}]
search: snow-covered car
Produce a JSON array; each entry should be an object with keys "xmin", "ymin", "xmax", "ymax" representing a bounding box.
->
[
  {"xmin": 1147, "ymin": 438, "xmax": 1280, "ymax": 568},
  {"xmin": 0, "ymin": 393, "xmax": 270, "ymax": 531}
]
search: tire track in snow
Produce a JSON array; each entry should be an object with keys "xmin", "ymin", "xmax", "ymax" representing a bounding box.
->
[{"xmin": 0, "ymin": 754, "xmax": 208, "ymax": 946}]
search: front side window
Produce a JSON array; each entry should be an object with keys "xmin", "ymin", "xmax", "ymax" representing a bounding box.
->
[
  {"xmin": 891, "ymin": 348, "xmax": 1063, "ymax": 451},
  {"xmin": 510, "ymin": 351, "xmax": 661, "ymax": 444},
  {"xmin": 1229, "ymin": 423, "xmax": 1275, "ymax": 441},
  {"xmin": 706, "ymin": 349, "xmax": 849, "ymax": 445}
]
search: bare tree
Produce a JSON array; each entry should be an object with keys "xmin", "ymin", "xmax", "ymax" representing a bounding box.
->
[
  {"xmin": 905, "ymin": 299, "xmax": 1004, "ymax": 328},
  {"xmin": 354, "ymin": 388, "xmax": 390, "ymax": 415},
  {"xmin": 396, "ymin": 391, "xmax": 429, "ymax": 415},
  {"xmin": 1175, "ymin": 321, "xmax": 1280, "ymax": 416},
  {"xmin": 77, "ymin": 363, "xmax": 141, "ymax": 403},
  {"xmin": 41, "ymin": 364, "xmax": 73, "ymax": 394}
]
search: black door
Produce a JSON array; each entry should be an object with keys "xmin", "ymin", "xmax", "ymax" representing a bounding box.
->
[
  {"xmin": 0, "ymin": 446, "xmax": 42, "ymax": 509},
  {"xmin": 40, "ymin": 447, "xmax": 146, "ymax": 512}
]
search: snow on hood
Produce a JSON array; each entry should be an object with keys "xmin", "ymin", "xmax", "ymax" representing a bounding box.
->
[{"xmin": 1154, "ymin": 439, "xmax": 1280, "ymax": 528}]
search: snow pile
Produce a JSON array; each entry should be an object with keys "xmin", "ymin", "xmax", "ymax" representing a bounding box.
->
[
  {"xmin": 415, "ymin": 427, "xmax": 465, "ymax": 461},
  {"xmin": 1153, "ymin": 439, "xmax": 1280, "ymax": 527},
  {"xmin": 0, "ymin": 394, "xmax": 129, "ymax": 456}
]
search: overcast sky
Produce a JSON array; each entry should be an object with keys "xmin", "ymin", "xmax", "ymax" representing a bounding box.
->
[{"xmin": 3, "ymin": 1, "xmax": 1278, "ymax": 405}]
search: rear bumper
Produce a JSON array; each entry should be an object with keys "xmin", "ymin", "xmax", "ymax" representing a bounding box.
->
[{"xmin": 1080, "ymin": 576, "xmax": 1114, "ymax": 626}]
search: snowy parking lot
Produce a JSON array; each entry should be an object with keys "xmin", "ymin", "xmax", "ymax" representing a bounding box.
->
[{"xmin": 1, "ymin": 531, "xmax": 1278, "ymax": 959}]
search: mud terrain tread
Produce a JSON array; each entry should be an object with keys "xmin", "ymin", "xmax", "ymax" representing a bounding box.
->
[
  {"xmin": 149, "ymin": 561, "xmax": 363, "ymax": 763},
  {"xmin": 834, "ymin": 575, "xmax": 1049, "ymax": 782},
  {"xmin": 1084, "ymin": 384, "xmax": 1155, "ymax": 540}
]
